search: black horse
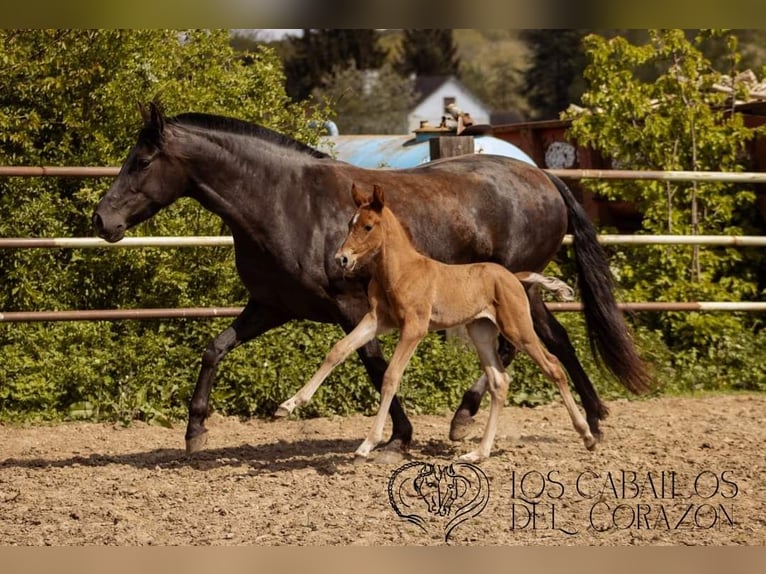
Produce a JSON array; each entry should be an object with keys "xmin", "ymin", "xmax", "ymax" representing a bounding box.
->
[{"xmin": 93, "ymin": 102, "xmax": 649, "ymax": 459}]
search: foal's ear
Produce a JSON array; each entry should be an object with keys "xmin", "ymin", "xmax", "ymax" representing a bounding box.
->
[
  {"xmin": 351, "ymin": 183, "xmax": 368, "ymax": 207},
  {"xmin": 370, "ymin": 184, "xmax": 385, "ymax": 212}
]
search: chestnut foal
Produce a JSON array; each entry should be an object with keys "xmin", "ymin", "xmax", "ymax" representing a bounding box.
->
[{"xmin": 275, "ymin": 183, "xmax": 596, "ymax": 462}]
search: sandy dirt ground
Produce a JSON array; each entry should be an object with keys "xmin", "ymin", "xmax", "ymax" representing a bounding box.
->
[{"xmin": 0, "ymin": 393, "xmax": 764, "ymax": 546}]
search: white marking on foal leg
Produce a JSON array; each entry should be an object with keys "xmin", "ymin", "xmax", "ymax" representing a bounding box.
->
[
  {"xmin": 355, "ymin": 330, "xmax": 422, "ymax": 461},
  {"xmin": 460, "ymin": 366, "xmax": 508, "ymax": 463},
  {"xmin": 461, "ymin": 320, "xmax": 508, "ymax": 462},
  {"xmin": 274, "ymin": 313, "xmax": 378, "ymax": 418}
]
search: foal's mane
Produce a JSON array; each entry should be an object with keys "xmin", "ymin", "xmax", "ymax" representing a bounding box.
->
[{"xmin": 169, "ymin": 112, "xmax": 330, "ymax": 159}]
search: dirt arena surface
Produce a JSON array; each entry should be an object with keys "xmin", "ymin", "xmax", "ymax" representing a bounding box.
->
[{"xmin": 1, "ymin": 393, "xmax": 764, "ymax": 546}]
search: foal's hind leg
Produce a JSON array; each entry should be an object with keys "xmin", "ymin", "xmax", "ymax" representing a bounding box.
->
[
  {"xmin": 526, "ymin": 290, "xmax": 608, "ymax": 440},
  {"xmin": 512, "ymin": 332, "xmax": 596, "ymax": 451},
  {"xmin": 451, "ymin": 286, "xmax": 609, "ymax": 443},
  {"xmin": 459, "ymin": 320, "xmax": 510, "ymax": 462},
  {"xmin": 449, "ymin": 338, "xmax": 516, "ymax": 441}
]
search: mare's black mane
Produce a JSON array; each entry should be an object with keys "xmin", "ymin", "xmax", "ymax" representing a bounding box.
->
[{"xmin": 170, "ymin": 112, "xmax": 330, "ymax": 159}]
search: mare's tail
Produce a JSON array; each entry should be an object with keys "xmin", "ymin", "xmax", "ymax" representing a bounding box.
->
[{"xmin": 545, "ymin": 173, "xmax": 652, "ymax": 394}]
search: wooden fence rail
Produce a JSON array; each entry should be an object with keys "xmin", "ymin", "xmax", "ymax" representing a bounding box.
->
[{"xmin": 2, "ymin": 166, "xmax": 764, "ymax": 322}]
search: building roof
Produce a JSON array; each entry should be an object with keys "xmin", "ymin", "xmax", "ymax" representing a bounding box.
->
[{"xmin": 413, "ymin": 75, "xmax": 451, "ymax": 104}]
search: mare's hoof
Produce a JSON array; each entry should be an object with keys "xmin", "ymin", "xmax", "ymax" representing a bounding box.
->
[
  {"xmin": 449, "ymin": 411, "xmax": 475, "ymax": 442},
  {"xmin": 185, "ymin": 430, "xmax": 209, "ymax": 455},
  {"xmin": 373, "ymin": 449, "xmax": 405, "ymax": 465},
  {"xmin": 272, "ymin": 406, "xmax": 290, "ymax": 420},
  {"xmin": 587, "ymin": 420, "xmax": 603, "ymax": 442}
]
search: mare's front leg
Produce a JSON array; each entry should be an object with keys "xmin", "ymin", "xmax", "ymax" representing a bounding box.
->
[
  {"xmin": 186, "ymin": 300, "xmax": 288, "ymax": 454},
  {"xmin": 355, "ymin": 324, "xmax": 426, "ymax": 462},
  {"xmin": 274, "ymin": 312, "xmax": 381, "ymax": 417}
]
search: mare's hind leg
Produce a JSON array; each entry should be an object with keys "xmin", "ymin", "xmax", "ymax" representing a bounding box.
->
[
  {"xmin": 460, "ymin": 320, "xmax": 510, "ymax": 462},
  {"xmin": 526, "ymin": 289, "xmax": 608, "ymax": 440},
  {"xmin": 186, "ymin": 300, "xmax": 288, "ymax": 454},
  {"xmin": 449, "ymin": 338, "xmax": 516, "ymax": 441}
]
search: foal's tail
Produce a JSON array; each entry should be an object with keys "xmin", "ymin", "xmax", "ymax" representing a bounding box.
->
[
  {"xmin": 545, "ymin": 173, "xmax": 652, "ymax": 394},
  {"xmin": 516, "ymin": 271, "xmax": 575, "ymax": 302}
]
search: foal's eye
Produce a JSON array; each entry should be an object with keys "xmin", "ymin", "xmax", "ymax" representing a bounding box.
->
[{"xmin": 364, "ymin": 224, "xmax": 373, "ymax": 232}]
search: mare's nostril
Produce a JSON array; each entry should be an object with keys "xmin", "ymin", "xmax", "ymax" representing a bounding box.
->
[{"xmin": 92, "ymin": 212, "xmax": 104, "ymax": 235}]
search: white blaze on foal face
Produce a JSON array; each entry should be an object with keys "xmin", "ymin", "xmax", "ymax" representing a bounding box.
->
[{"xmin": 337, "ymin": 202, "xmax": 383, "ymax": 272}]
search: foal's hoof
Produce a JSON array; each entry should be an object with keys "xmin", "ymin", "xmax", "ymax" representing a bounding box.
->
[
  {"xmin": 449, "ymin": 410, "xmax": 476, "ymax": 442},
  {"xmin": 373, "ymin": 449, "xmax": 406, "ymax": 465},
  {"xmin": 185, "ymin": 431, "xmax": 209, "ymax": 455},
  {"xmin": 458, "ymin": 450, "xmax": 485, "ymax": 464},
  {"xmin": 584, "ymin": 435, "xmax": 598, "ymax": 451}
]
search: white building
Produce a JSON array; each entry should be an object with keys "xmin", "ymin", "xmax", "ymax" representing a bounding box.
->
[{"xmin": 408, "ymin": 75, "xmax": 492, "ymax": 133}]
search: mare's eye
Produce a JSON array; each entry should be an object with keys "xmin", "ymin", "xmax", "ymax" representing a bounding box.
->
[{"xmin": 137, "ymin": 157, "xmax": 151, "ymax": 170}]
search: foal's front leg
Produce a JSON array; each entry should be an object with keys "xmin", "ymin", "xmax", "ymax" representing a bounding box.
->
[
  {"xmin": 355, "ymin": 324, "xmax": 425, "ymax": 461},
  {"xmin": 274, "ymin": 312, "xmax": 380, "ymax": 418}
]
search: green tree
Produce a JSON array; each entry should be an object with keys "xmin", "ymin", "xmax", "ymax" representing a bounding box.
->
[
  {"xmin": 453, "ymin": 29, "xmax": 530, "ymax": 120},
  {"xmin": 393, "ymin": 29, "xmax": 461, "ymax": 78},
  {"xmin": 311, "ymin": 63, "xmax": 416, "ymax": 134},
  {"xmin": 0, "ymin": 29, "xmax": 330, "ymax": 422},
  {"xmin": 565, "ymin": 29, "xmax": 763, "ymax": 351},
  {"xmin": 282, "ymin": 29, "xmax": 388, "ymax": 101},
  {"xmin": 521, "ymin": 29, "xmax": 589, "ymax": 120}
]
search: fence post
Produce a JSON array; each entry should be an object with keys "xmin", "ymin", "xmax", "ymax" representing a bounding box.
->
[{"xmin": 429, "ymin": 136, "xmax": 475, "ymax": 161}]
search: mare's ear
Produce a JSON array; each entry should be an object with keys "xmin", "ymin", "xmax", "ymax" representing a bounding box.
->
[
  {"xmin": 138, "ymin": 100, "xmax": 166, "ymax": 147},
  {"xmin": 351, "ymin": 183, "xmax": 368, "ymax": 207},
  {"xmin": 148, "ymin": 101, "xmax": 165, "ymax": 132},
  {"xmin": 370, "ymin": 184, "xmax": 385, "ymax": 212}
]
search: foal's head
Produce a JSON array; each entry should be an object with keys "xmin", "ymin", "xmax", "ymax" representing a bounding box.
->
[{"xmin": 335, "ymin": 183, "xmax": 387, "ymax": 273}]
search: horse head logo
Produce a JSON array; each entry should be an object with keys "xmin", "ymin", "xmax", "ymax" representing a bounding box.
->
[{"xmin": 388, "ymin": 461, "xmax": 490, "ymax": 541}]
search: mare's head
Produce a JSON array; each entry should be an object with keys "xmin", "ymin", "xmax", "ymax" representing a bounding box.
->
[
  {"xmin": 335, "ymin": 183, "xmax": 388, "ymax": 273},
  {"xmin": 93, "ymin": 102, "xmax": 190, "ymax": 242}
]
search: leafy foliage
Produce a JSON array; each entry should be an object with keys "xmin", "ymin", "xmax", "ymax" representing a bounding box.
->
[
  {"xmin": 393, "ymin": 30, "xmax": 461, "ymax": 78},
  {"xmin": 565, "ymin": 29, "xmax": 765, "ymax": 350},
  {"xmin": 311, "ymin": 63, "xmax": 417, "ymax": 134},
  {"xmin": 521, "ymin": 29, "xmax": 590, "ymax": 120},
  {"xmin": 280, "ymin": 29, "xmax": 387, "ymax": 101},
  {"xmin": 0, "ymin": 30, "xmax": 330, "ymax": 423}
]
